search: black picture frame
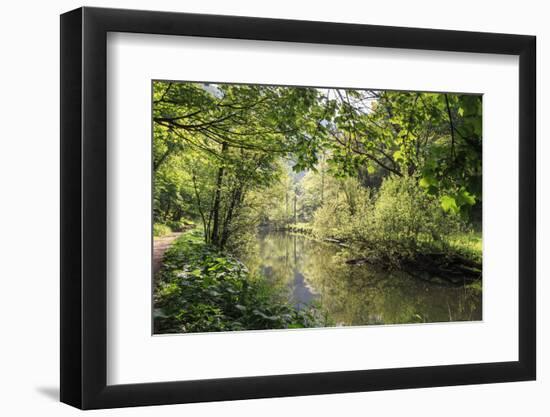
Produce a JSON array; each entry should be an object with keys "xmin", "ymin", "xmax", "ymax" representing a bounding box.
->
[{"xmin": 60, "ymin": 6, "xmax": 536, "ymax": 410}]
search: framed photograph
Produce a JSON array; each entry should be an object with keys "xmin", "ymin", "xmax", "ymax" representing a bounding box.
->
[{"xmin": 60, "ymin": 6, "xmax": 536, "ymax": 409}]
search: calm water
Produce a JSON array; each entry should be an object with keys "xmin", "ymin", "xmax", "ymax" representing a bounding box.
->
[{"xmin": 240, "ymin": 231, "xmax": 482, "ymax": 326}]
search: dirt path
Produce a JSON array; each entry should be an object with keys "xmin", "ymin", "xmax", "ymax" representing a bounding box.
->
[{"xmin": 153, "ymin": 232, "xmax": 182, "ymax": 275}]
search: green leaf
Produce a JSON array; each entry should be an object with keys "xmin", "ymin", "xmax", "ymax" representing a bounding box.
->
[
  {"xmin": 472, "ymin": 117, "xmax": 482, "ymax": 137},
  {"xmin": 456, "ymin": 189, "xmax": 476, "ymax": 206},
  {"xmin": 393, "ymin": 150, "xmax": 404, "ymax": 162},
  {"xmin": 419, "ymin": 175, "xmax": 437, "ymax": 189},
  {"xmin": 440, "ymin": 195, "xmax": 459, "ymax": 214},
  {"xmin": 253, "ymin": 309, "xmax": 269, "ymax": 319}
]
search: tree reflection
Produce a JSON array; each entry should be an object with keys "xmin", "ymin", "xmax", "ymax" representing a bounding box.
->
[{"xmin": 240, "ymin": 231, "xmax": 481, "ymax": 326}]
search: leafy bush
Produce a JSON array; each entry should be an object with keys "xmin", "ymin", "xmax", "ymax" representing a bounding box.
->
[
  {"xmin": 365, "ymin": 175, "xmax": 463, "ymax": 265},
  {"xmin": 153, "ymin": 223, "xmax": 172, "ymax": 237},
  {"xmin": 312, "ymin": 202, "xmax": 352, "ymax": 241},
  {"xmin": 154, "ymin": 231, "xmax": 327, "ymax": 333},
  {"xmin": 312, "ymin": 175, "xmax": 464, "ymax": 266},
  {"xmin": 311, "ymin": 180, "xmax": 372, "ymax": 241}
]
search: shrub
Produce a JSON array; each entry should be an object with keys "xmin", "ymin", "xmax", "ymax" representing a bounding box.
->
[
  {"xmin": 153, "ymin": 223, "xmax": 172, "ymax": 237},
  {"xmin": 312, "ymin": 201, "xmax": 351, "ymax": 240},
  {"xmin": 312, "ymin": 175, "xmax": 463, "ymax": 266},
  {"xmin": 361, "ymin": 176, "xmax": 463, "ymax": 264},
  {"xmin": 312, "ymin": 178, "xmax": 372, "ymax": 241}
]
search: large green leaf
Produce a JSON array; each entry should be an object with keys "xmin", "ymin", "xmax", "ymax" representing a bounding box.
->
[
  {"xmin": 456, "ymin": 189, "xmax": 476, "ymax": 206},
  {"xmin": 440, "ymin": 195, "xmax": 459, "ymax": 214}
]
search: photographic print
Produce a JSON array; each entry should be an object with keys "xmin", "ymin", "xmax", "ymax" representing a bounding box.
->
[
  {"xmin": 61, "ymin": 8, "xmax": 536, "ymax": 407},
  {"xmin": 152, "ymin": 81, "xmax": 482, "ymax": 334}
]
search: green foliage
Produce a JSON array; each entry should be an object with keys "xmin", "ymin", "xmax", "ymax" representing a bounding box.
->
[
  {"xmin": 286, "ymin": 222, "xmax": 314, "ymax": 235},
  {"xmin": 446, "ymin": 230, "xmax": 482, "ymax": 263},
  {"xmin": 440, "ymin": 195, "xmax": 459, "ymax": 214},
  {"xmin": 166, "ymin": 218, "xmax": 194, "ymax": 232},
  {"xmin": 153, "ymin": 223, "xmax": 172, "ymax": 237},
  {"xmin": 366, "ymin": 176, "xmax": 463, "ymax": 263},
  {"xmin": 153, "ymin": 82, "xmax": 482, "ymax": 249},
  {"xmin": 312, "ymin": 175, "xmax": 464, "ymax": 267},
  {"xmin": 154, "ymin": 231, "xmax": 327, "ymax": 333},
  {"xmin": 153, "ymin": 81, "xmax": 324, "ymax": 247},
  {"xmin": 327, "ymin": 91, "xmax": 482, "ymax": 211},
  {"xmin": 152, "ymin": 82, "xmax": 483, "ymax": 332}
]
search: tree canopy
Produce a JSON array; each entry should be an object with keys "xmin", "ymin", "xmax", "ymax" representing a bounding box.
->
[{"xmin": 153, "ymin": 81, "xmax": 482, "ymax": 249}]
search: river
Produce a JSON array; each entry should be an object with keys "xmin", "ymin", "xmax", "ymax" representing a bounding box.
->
[{"xmin": 240, "ymin": 230, "xmax": 482, "ymax": 326}]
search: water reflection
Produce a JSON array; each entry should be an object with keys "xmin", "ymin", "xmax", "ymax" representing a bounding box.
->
[{"xmin": 240, "ymin": 231, "xmax": 482, "ymax": 326}]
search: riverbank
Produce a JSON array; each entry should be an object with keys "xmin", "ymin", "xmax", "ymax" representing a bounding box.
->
[
  {"xmin": 267, "ymin": 223, "xmax": 482, "ymax": 287},
  {"xmin": 153, "ymin": 230, "xmax": 328, "ymax": 334}
]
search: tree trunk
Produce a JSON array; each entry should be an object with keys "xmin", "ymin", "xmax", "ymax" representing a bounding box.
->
[
  {"xmin": 220, "ymin": 185, "xmax": 243, "ymax": 249},
  {"xmin": 210, "ymin": 141, "xmax": 228, "ymax": 245},
  {"xmin": 285, "ymin": 191, "xmax": 289, "ymax": 225},
  {"xmin": 191, "ymin": 174, "xmax": 208, "ymax": 242}
]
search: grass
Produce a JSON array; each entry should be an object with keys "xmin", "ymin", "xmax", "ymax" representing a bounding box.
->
[{"xmin": 446, "ymin": 230, "xmax": 482, "ymax": 263}]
